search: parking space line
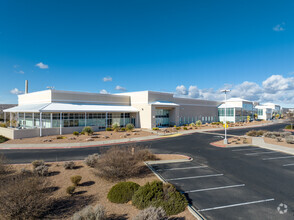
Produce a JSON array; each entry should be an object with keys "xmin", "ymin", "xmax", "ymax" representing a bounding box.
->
[
  {"xmin": 185, "ymin": 184, "xmax": 245, "ymax": 193},
  {"xmin": 283, "ymin": 163, "xmax": 294, "ymax": 167},
  {"xmin": 245, "ymin": 151, "xmax": 276, "ymax": 156},
  {"xmin": 198, "ymin": 198, "xmax": 275, "ymax": 212},
  {"xmin": 262, "ymin": 156, "xmax": 294, "ymax": 160},
  {"xmin": 157, "ymin": 165, "xmax": 208, "ymax": 171},
  {"xmin": 232, "ymin": 148, "xmax": 263, "ymax": 152},
  {"xmin": 166, "ymin": 174, "xmax": 223, "ymax": 181}
]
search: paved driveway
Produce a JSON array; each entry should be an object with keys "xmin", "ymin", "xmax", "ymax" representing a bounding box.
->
[{"xmin": 1, "ymin": 123, "xmax": 294, "ymax": 219}]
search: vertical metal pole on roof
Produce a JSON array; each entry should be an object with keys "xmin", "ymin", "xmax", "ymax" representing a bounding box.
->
[
  {"xmin": 50, "ymin": 113, "xmax": 53, "ymax": 128},
  {"xmin": 59, "ymin": 112, "xmax": 62, "ymax": 135},
  {"xmin": 85, "ymin": 112, "xmax": 87, "ymax": 127},
  {"xmin": 10, "ymin": 112, "xmax": 12, "ymax": 127},
  {"xmin": 106, "ymin": 113, "xmax": 108, "ymax": 128},
  {"xmin": 40, "ymin": 112, "xmax": 42, "ymax": 137}
]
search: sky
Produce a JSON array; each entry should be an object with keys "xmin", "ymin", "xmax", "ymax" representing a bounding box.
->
[{"xmin": 1, "ymin": 0, "xmax": 294, "ymax": 107}]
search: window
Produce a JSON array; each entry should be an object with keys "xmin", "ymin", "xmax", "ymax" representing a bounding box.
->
[{"xmin": 258, "ymin": 109, "xmax": 263, "ymax": 116}]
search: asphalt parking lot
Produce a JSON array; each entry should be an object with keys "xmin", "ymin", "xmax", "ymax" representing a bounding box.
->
[{"xmin": 151, "ymin": 146, "xmax": 294, "ymax": 220}]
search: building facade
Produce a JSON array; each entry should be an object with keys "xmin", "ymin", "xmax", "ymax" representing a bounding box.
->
[{"xmin": 2, "ymin": 89, "xmax": 220, "ymax": 139}]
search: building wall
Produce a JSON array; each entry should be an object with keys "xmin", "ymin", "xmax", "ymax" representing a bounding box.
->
[{"xmin": 18, "ymin": 90, "xmax": 52, "ymax": 105}]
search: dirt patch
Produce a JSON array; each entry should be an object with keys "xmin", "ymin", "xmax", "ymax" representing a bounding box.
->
[
  {"xmin": 2, "ymin": 129, "xmax": 153, "ymax": 145},
  {"xmin": 155, "ymin": 154, "xmax": 190, "ymax": 160},
  {"xmin": 10, "ymin": 155, "xmax": 194, "ymax": 219},
  {"xmin": 212, "ymin": 136, "xmax": 252, "ymax": 147},
  {"xmin": 264, "ymin": 137, "xmax": 294, "ymax": 149}
]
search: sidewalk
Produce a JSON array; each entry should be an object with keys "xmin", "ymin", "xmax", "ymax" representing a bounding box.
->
[{"xmin": 252, "ymin": 137, "xmax": 294, "ymax": 156}]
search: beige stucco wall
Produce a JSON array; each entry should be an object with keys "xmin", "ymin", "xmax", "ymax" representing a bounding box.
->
[
  {"xmin": 18, "ymin": 90, "xmax": 52, "ymax": 105},
  {"xmin": 0, "ymin": 127, "xmax": 15, "ymax": 139}
]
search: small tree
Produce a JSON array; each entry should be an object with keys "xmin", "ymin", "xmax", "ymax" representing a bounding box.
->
[
  {"xmin": 196, "ymin": 120, "xmax": 202, "ymax": 127},
  {"xmin": 82, "ymin": 126, "xmax": 93, "ymax": 135},
  {"xmin": 112, "ymin": 123, "xmax": 120, "ymax": 132}
]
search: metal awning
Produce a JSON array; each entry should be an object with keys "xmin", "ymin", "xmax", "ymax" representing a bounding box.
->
[
  {"xmin": 4, "ymin": 103, "xmax": 139, "ymax": 113},
  {"xmin": 149, "ymin": 101, "xmax": 179, "ymax": 106}
]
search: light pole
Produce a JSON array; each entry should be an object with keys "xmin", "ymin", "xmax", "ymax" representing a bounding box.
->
[{"xmin": 221, "ymin": 89, "xmax": 230, "ymax": 144}]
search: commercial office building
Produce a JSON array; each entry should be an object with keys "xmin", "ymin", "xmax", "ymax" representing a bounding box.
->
[{"xmin": 2, "ymin": 89, "xmax": 220, "ymax": 139}]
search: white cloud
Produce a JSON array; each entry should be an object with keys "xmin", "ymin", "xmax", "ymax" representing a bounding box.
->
[
  {"xmin": 18, "ymin": 70, "xmax": 24, "ymax": 74},
  {"xmin": 103, "ymin": 76, "xmax": 112, "ymax": 82},
  {"xmin": 10, "ymin": 88, "xmax": 24, "ymax": 95},
  {"xmin": 100, "ymin": 89, "xmax": 108, "ymax": 94},
  {"xmin": 35, "ymin": 62, "xmax": 49, "ymax": 69},
  {"xmin": 174, "ymin": 74, "xmax": 294, "ymax": 106},
  {"xmin": 115, "ymin": 85, "xmax": 126, "ymax": 91},
  {"xmin": 273, "ymin": 23, "xmax": 285, "ymax": 32},
  {"xmin": 175, "ymin": 85, "xmax": 188, "ymax": 95}
]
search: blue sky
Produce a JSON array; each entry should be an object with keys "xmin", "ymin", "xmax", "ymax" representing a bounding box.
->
[{"xmin": 1, "ymin": 0, "xmax": 294, "ymax": 107}]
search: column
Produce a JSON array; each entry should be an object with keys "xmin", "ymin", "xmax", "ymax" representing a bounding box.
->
[
  {"xmin": 32, "ymin": 113, "xmax": 34, "ymax": 127},
  {"xmin": 123, "ymin": 112, "xmax": 126, "ymax": 127},
  {"xmin": 85, "ymin": 112, "xmax": 87, "ymax": 126},
  {"xmin": 17, "ymin": 112, "xmax": 19, "ymax": 127},
  {"xmin": 50, "ymin": 113, "xmax": 53, "ymax": 128},
  {"xmin": 24, "ymin": 112, "xmax": 26, "ymax": 128},
  {"xmin": 105, "ymin": 112, "xmax": 108, "ymax": 128},
  {"xmin": 4, "ymin": 112, "xmax": 6, "ymax": 123},
  {"xmin": 59, "ymin": 112, "xmax": 62, "ymax": 135},
  {"xmin": 10, "ymin": 112, "xmax": 12, "ymax": 127},
  {"xmin": 40, "ymin": 112, "xmax": 42, "ymax": 137}
]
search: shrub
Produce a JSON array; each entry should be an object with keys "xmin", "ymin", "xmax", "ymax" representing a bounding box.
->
[
  {"xmin": 153, "ymin": 127, "xmax": 159, "ymax": 131},
  {"xmin": 196, "ymin": 120, "xmax": 202, "ymax": 126},
  {"xmin": 126, "ymin": 123, "xmax": 135, "ymax": 131},
  {"xmin": 106, "ymin": 127, "xmax": 112, "ymax": 131},
  {"xmin": 71, "ymin": 175, "xmax": 82, "ymax": 186},
  {"xmin": 285, "ymin": 136, "xmax": 294, "ymax": 144},
  {"xmin": 80, "ymin": 131, "xmax": 85, "ymax": 135},
  {"xmin": 64, "ymin": 161, "xmax": 75, "ymax": 169},
  {"xmin": 107, "ymin": 182, "xmax": 140, "ymax": 203},
  {"xmin": 32, "ymin": 160, "xmax": 45, "ymax": 168},
  {"xmin": 82, "ymin": 126, "xmax": 93, "ymax": 135},
  {"xmin": 84, "ymin": 153, "xmax": 100, "ymax": 167},
  {"xmin": 285, "ymin": 125, "xmax": 294, "ymax": 130},
  {"xmin": 112, "ymin": 123, "xmax": 120, "ymax": 132},
  {"xmin": 34, "ymin": 164, "xmax": 49, "ymax": 176},
  {"xmin": 0, "ymin": 154, "xmax": 10, "ymax": 176},
  {"xmin": 0, "ymin": 175, "xmax": 52, "ymax": 219},
  {"xmin": 20, "ymin": 168, "xmax": 33, "ymax": 175},
  {"xmin": 133, "ymin": 206, "xmax": 167, "ymax": 220},
  {"xmin": 73, "ymin": 131, "xmax": 79, "ymax": 136},
  {"xmin": 135, "ymin": 149, "xmax": 157, "ymax": 161},
  {"xmin": 0, "ymin": 135, "xmax": 8, "ymax": 143},
  {"xmin": 96, "ymin": 147, "xmax": 142, "ymax": 181},
  {"xmin": 66, "ymin": 186, "xmax": 76, "ymax": 195},
  {"xmin": 189, "ymin": 123, "xmax": 195, "ymax": 127},
  {"xmin": 132, "ymin": 181, "xmax": 188, "ymax": 216},
  {"xmin": 176, "ymin": 127, "xmax": 180, "ymax": 130},
  {"xmin": 246, "ymin": 130, "xmax": 267, "ymax": 137},
  {"xmin": 72, "ymin": 204, "xmax": 106, "ymax": 220},
  {"xmin": 120, "ymin": 127, "xmax": 126, "ymax": 131},
  {"xmin": 183, "ymin": 127, "xmax": 187, "ymax": 130},
  {"xmin": 57, "ymin": 136, "xmax": 66, "ymax": 139}
]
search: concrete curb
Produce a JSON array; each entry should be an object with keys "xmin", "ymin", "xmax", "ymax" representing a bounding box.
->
[{"xmin": 144, "ymin": 159, "xmax": 206, "ymax": 220}]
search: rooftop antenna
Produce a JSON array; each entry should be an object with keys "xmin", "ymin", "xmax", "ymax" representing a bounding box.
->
[{"xmin": 47, "ymin": 86, "xmax": 55, "ymax": 90}]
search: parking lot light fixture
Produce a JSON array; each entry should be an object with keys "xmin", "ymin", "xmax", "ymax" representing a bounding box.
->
[{"xmin": 221, "ymin": 89, "xmax": 231, "ymax": 144}]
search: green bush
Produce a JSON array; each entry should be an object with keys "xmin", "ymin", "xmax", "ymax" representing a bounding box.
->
[
  {"xmin": 176, "ymin": 127, "xmax": 180, "ymax": 130},
  {"xmin": 183, "ymin": 127, "xmax": 187, "ymax": 130},
  {"xmin": 152, "ymin": 127, "xmax": 159, "ymax": 131},
  {"xmin": 126, "ymin": 123, "xmax": 135, "ymax": 131},
  {"xmin": 66, "ymin": 186, "xmax": 75, "ymax": 195},
  {"xmin": 107, "ymin": 182, "xmax": 140, "ymax": 203},
  {"xmin": 80, "ymin": 131, "xmax": 85, "ymax": 135},
  {"xmin": 285, "ymin": 125, "xmax": 294, "ymax": 130},
  {"xmin": 106, "ymin": 127, "xmax": 112, "ymax": 131},
  {"xmin": 73, "ymin": 131, "xmax": 79, "ymax": 136},
  {"xmin": 196, "ymin": 120, "xmax": 202, "ymax": 126},
  {"xmin": 56, "ymin": 136, "xmax": 66, "ymax": 139},
  {"xmin": 112, "ymin": 123, "xmax": 120, "ymax": 132},
  {"xmin": 0, "ymin": 135, "xmax": 8, "ymax": 144},
  {"xmin": 82, "ymin": 126, "xmax": 93, "ymax": 135},
  {"xmin": 132, "ymin": 181, "xmax": 187, "ymax": 216},
  {"xmin": 120, "ymin": 127, "xmax": 126, "ymax": 131},
  {"xmin": 71, "ymin": 175, "xmax": 82, "ymax": 186},
  {"xmin": 189, "ymin": 123, "xmax": 195, "ymax": 127}
]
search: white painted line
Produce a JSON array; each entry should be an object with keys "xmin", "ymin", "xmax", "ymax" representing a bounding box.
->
[
  {"xmin": 185, "ymin": 184, "xmax": 245, "ymax": 193},
  {"xmin": 232, "ymin": 148, "xmax": 263, "ymax": 152},
  {"xmin": 166, "ymin": 174, "xmax": 223, "ymax": 181},
  {"xmin": 262, "ymin": 156, "xmax": 294, "ymax": 160},
  {"xmin": 198, "ymin": 198, "xmax": 275, "ymax": 212},
  {"xmin": 245, "ymin": 151, "xmax": 276, "ymax": 155},
  {"xmin": 157, "ymin": 165, "xmax": 208, "ymax": 171},
  {"xmin": 283, "ymin": 163, "xmax": 294, "ymax": 167}
]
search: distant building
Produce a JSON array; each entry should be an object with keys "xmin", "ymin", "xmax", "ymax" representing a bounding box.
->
[{"xmin": 255, "ymin": 103, "xmax": 281, "ymax": 120}]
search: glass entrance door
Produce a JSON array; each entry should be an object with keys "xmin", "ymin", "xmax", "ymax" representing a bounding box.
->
[{"xmin": 155, "ymin": 109, "xmax": 170, "ymax": 127}]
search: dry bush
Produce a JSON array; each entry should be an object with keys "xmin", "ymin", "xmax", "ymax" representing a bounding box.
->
[
  {"xmin": 32, "ymin": 160, "xmax": 45, "ymax": 168},
  {"xmin": 84, "ymin": 154, "xmax": 100, "ymax": 167},
  {"xmin": 34, "ymin": 164, "xmax": 49, "ymax": 176},
  {"xmin": 133, "ymin": 206, "xmax": 167, "ymax": 220},
  {"xmin": 64, "ymin": 161, "xmax": 76, "ymax": 169},
  {"xmin": 135, "ymin": 149, "xmax": 158, "ymax": 161},
  {"xmin": 96, "ymin": 146, "xmax": 146, "ymax": 181},
  {"xmin": 0, "ymin": 154, "xmax": 11, "ymax": 176},
  {"xmin": 71, "ymin": 204, "xmax": 106, "ymax": 220},
  {"xmin": 0, "ymin": 174, "xmax": 52, "ymax": 220}
]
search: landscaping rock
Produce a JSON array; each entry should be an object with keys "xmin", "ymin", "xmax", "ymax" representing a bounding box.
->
[
  {"xmin": 86, "ymin": 138, "xmax": 94, "ymax": 141},
  {"xmin": 43, "ymin": 139, "xmax": 52, "ymax": 142},
  {"xmin": 102, "ymin": 136, "xmax": 109, "ymax": 139},
  {"xmin": 91, "ymin": 135, "xmax": 99, "ymax": 138},
  {"xmin": 68, "ymin": 137, "xmax": 76, "ymax": 140}
]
